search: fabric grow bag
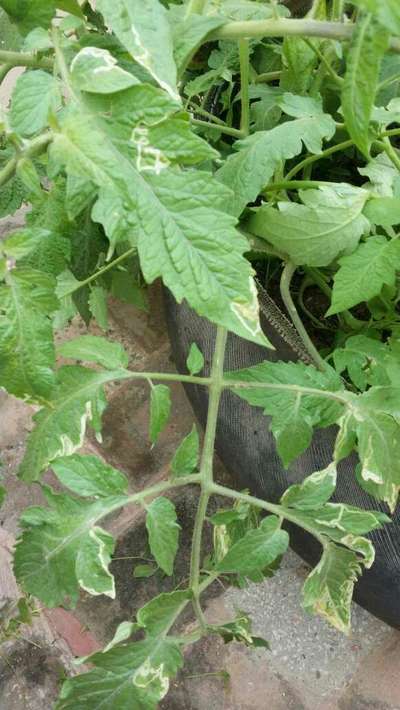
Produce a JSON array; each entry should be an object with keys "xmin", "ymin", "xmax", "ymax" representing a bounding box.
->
[{"xmin": 164, "ymin": 288, "xmax": 400, "ymax": 629}]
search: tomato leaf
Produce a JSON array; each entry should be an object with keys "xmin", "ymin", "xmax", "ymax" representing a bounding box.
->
[
  {"xmin": 342, "ymin": 14, "xmax": 389, "ymax": 157},
  {"xmin": 149, "ymin": 384, "xmax": 171, "ymax": 444},
  {"xmin": 145, "ymin": 497, "xmax": 180, "ymax": 576}
]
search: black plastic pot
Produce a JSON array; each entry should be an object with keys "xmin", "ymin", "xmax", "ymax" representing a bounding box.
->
[{"xmin": 164, "ymin": 289, "xmax": 400, "ymax": 629}]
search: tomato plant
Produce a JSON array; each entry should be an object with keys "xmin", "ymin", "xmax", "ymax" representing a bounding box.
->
[{"xmin": 0, "ymin": 0, "xmax": 400, "ymax": 707}]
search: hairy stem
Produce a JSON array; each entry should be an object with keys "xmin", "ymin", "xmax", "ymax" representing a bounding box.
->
[
  {"xmin": 209, "ymin": 482, "xmax": 326, "ymax": 545},
  {"xmin": 263, "ymin": 179, "xmax": 338, "ymax": 192},
  {"xmin": 61, "ymin": 247, "xmax": 137, "ymax": 296},
  {"xmin": 285, "ymin": 139, "xmax": 354, "ymax": 181},
  {"xmin": 239, "ymin": 39, "xmax": 250, "ymax": 136},
  {"xmin": 380, "ymin": 137, "xmax": 400, "ymax": 173},
  {"xmin": 210, "ymin": 19, "xmax": 400, "ymax": 53},
  {"xmin": 191, "ymin": 117, "xmax": 245, "ymax": 139},
  {"xmin": 280, "ymin": 261, "xmax": 328, "ymax": 371},
  {"xmin": 189, "ymin": 327, "xmax": 227, "ymax": 625},
  {"xmin": 0, "ymin": 49, "xmax": 53, "ymax": 70},
  {"xmin": 0, "ymin": 132, "xmax": 52, "ymax": 188},
  {"xmin": 255, "ymin": 70, "xmax": 282, "ymax": 83}
]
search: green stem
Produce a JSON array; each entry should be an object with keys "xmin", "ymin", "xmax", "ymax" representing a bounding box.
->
[
  {"xmin": 280, "ymin": 261, "xmax": 328, "ymax": 371},
  {"xmin": 239, "ymin": 39, "xmax": 250, "ymax": 136},
  {"xmin": 285, "ymin": 139, "xmax": 354, "ymax": 181},
  {"xmin": 188, "ymin": 102, "xmax": 226, "ymax": 126},
  {"xmin": 379, "ymin": 137, "xmax": 400, "ymax": 172},
  {"xmin": 255, "ymin": 70, "xmax": 282, "ymax": 83},
  {"xmin": 189, "ymin": 327, "xmax": 227, "ymax": 625},
  {"xmin": 303, "ymin": 38, "xmax": 344, "ymax": 86},
  {"xmin": 0, "ymin": 132, "xmax": 52, "ymax": 189},
  {"xmin": 191, "ymin": 117, "xmax": 245, "ymax": 139},
  {"xmin": 331, "ymin": 0, "xmax": 345, "ymax": 21},
  {"xmin": 264, "ymin": 179, "xmax": 338, "ymax": 192},
  {"xmin": 62, "ymin": 247, "xmax": 137, "ymax": 296},
  {"xmin": 52, "ymin": 26, "xmax": 75, "ymax": 99},
  {"xmin": 383, "ymin": 128, "xmax": 400, "ymax": 139},
  {"xmin": 0, "ymin": 49, "xmax": 53, "ymax": 70},
  {"xmin": 210, "ymin": 19, "xmax": 400, "ymax": 53},
  {"xmin": 209, "ymin": 483, "xmax": 326, "ymax": 545}
]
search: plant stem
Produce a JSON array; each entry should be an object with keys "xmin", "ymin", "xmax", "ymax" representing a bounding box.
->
[
  {"xmin": 285, "ymin": 139, "xmax": 354, "ymax": 180},
  {"xmin": 191, "ymin": 117, "xmax": 245, "ymax": 139},
  {"xmin": 255, "ymin": 70, "xmax": 282, "ymax": 83},
  {"xmin": 188, "ymin": 102, "xmax": 226, "ymax": 126},
  {"xmin": 189, "ymin": 327, "xmax": 227, "ymax": 626},
  {"xmin": 0, "ymin": 132, "xmax": 52, "ymax": 188},
  {"xmin": 264, "ymin": 179, "xmax": 337, "ymax": 192},
  {"xmin": 209, "ymin": 482, "xmax": 326, "ymax": 545},
  {"xmin": 379, "ymin": 137, "xmax": 400, "ymax": 173},
  {"xmin": 239, "ymin": 39, "xmax": 250, "ymax": 136},
  {"xmin": 52, "ymin": 26, "xmax": 75, "ymax": 99},
  {"xmin": 210, "ymin": 19, "xmax": 400, "ymax": 53},
  {"xmin": 280, "ymin": 261, "xmax": 328, "ymax": 371},
  {"xmin": 61, "ymin": 247, "xmax": 137, "ymax": 296},
  {"xmin": 0, "ymin": 49, "xmax": 54, "ymax": 70}
]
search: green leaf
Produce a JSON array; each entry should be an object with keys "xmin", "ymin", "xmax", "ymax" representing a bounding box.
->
[
  {"xmin": 216, "ymin": 611, "xmax": 270, "ymax": 649},
  {"xmin": 2, "ymin": 228, "xmax": 51, "ymax": 260},
  {"xmin": 111, "ymin": 271, "xmax": 148, "ymax": 310},
  {"xmin": 137, "ymin": 590, "xmax": 190, "ymax": 636},
  {"xmin": 19, "ymin": 366, "xmax": 128, "ymax": 482},
  {"xmin": 280, "ymin": 464, "xmax": 337, "ymax": 511},
  {"xmin": 89, "ymin": 286, "xmax": 108, "ymax": 330},
  {"xmin": 14, "ymin": 487, "xmax": 125, "ymax": 607},
  {"xmin": 0, "ymin": 0, "xmax": 55, "ymax": 34},
  {"xmin": 280, "ymin": 37, "xmax": 317, "ymax": 95},
  {"xmin": 186, "ymin": 342, "xmax": 204, "ymax": 375},
  {"xmin": 169, "ymin": 7, "xmax": 225, "ymax": 76},
  {"xmin": 96, "ymin": 0, "xmax": 179, "ymax": 100},
  {"xmin": 58, "ymin": 335, "xmax": 129, "ymax": 370},
  {"xmin": 133, "ymin": 563, "xmax": 157, "ymax": 578},
  {"xmin": 363, "ymin": 196, "xmax": 400, "ymax": 228},
  {"xmin": 228, "ymin": 360, "xmax": 344, "ymax": 467},
  {"xmin": 149, "ymin": 384, "xmax": 171, "ymax": 444},
  {"xmin": 16, "ymin": 157, "xmax": 42, "ymax": 197},
  {"xmin": 338, "ymin": 390, "xmax": 400, "ymax": 511},
  {"xmin": 216, "ymin": 94, "xmax": 335, "ymax": 216},
  {"xmin": 0, "ymin": 485, "xmax": 5, "ymax": 508},
  {"xmin": 131, "ymin": 115, "xmax": 218, "ymax": 166},
  {"xmin": 217, "ymin": 515, "xmax": 289, "ymax": 575},
  {"xmin": 328, "ymin": 235, "xmax": 400, "ymax": 314},
  {"xmin": 302, "ymin": 542, "xmax": 364, "ymax": 633},
  {"xmin": 71, "ymin": 47, "xmax": 140, "ymax": 94},
  {"xmin": 52, "ymin": 454, "xmax": 128, "ymax": 498},
  {"xmin": 66, "ymin": 174, "xmax": 97, "ymax": 220},
  {"xmin": 333, "ymin": 335, "xmax": 390, "ymax": 390},
  {"xmin": 145, "ymin": 497, "xmax": 180, "ymax": 576},
  {"xmin": 359, "ymin": 151, "xmax": 400, "ymax": 196},
  {"xmin": 0, "ymin": 268, "xmax": 58, "ymax": 400},
  {"xmin": 171, "ymin": 425, "xmax": 199, "ymax": 477},
  {"xmin": 56, "ymin": 637, "xmax": 183, "ymax": 709},
  {"xmin": 248, "ymin": 185, "xmax": 370, "ymax": 267},
  {"xmin": 342, "ymin": 14, "xmax": 389, "ymax": 157},
  {"xmin": 102, "ymin": 621, "xmax": 137, "ymax": 653},
  {"xmin": 22, "ymin": 27, "xmax": 53, "ymax": 51},
  {"xmin": 10, "ymin": 70, "xmax": 61, "ymax": 137},
  {"xmin": 52, "ymin": 105, "xmax": 266, "ymax": 345},
  {"xmin": 350, "ymin": 0, "xmax": 400, "ymax": 36}
]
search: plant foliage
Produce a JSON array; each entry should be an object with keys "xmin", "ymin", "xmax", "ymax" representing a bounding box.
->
[{"xmin": 0, "ymin": 0, "xmax": 400, "ymax": 706}]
